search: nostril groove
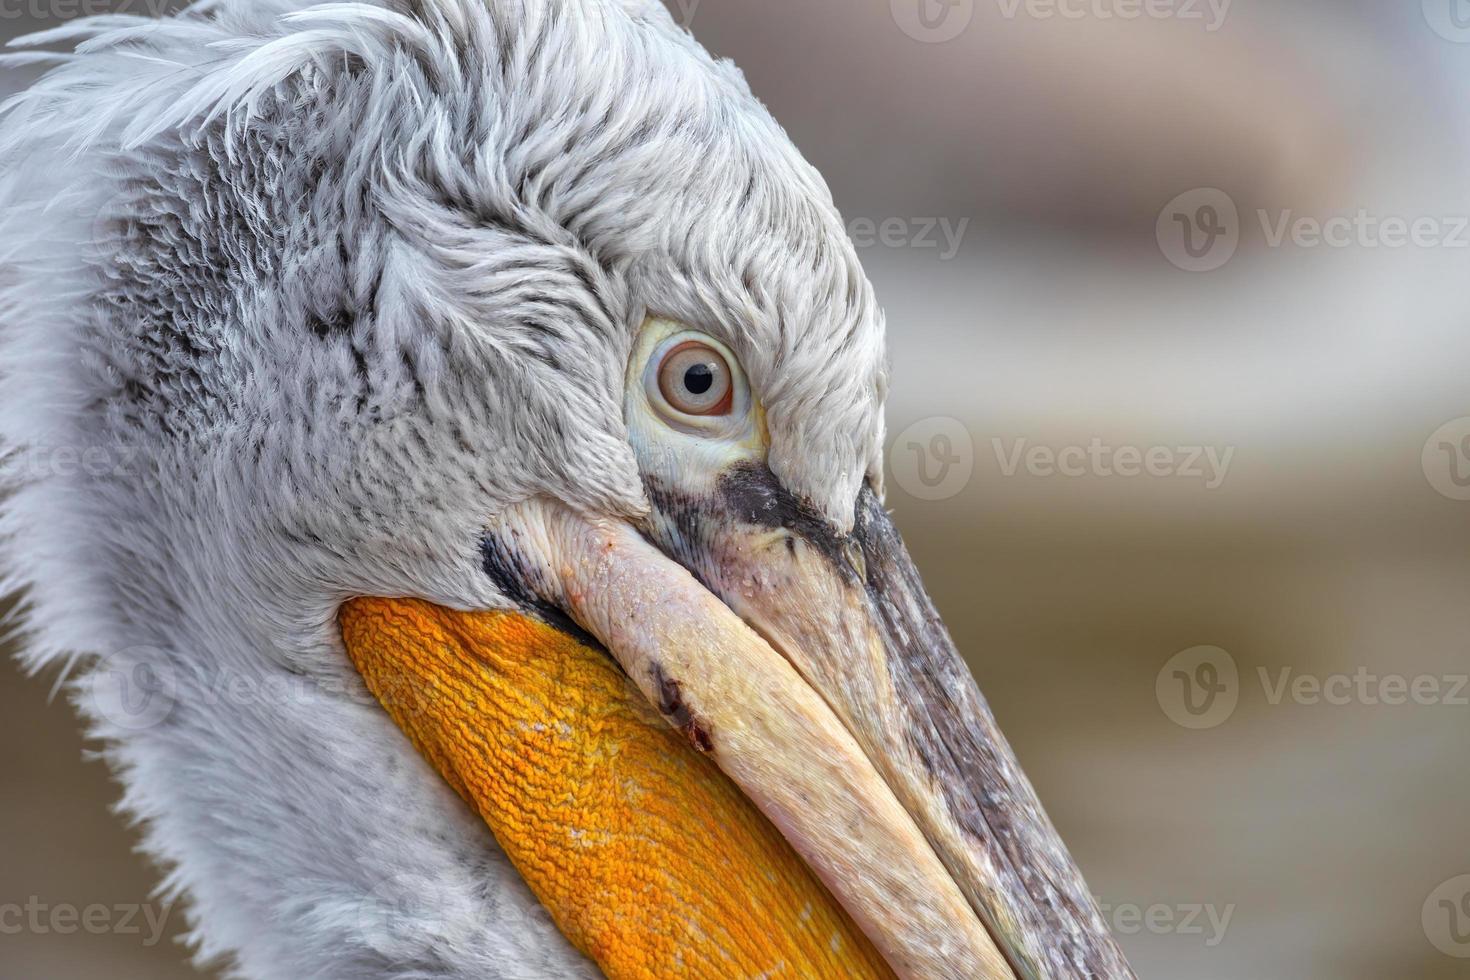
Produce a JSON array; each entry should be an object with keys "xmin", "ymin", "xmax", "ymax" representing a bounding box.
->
[{"xmin": 843, "ymin": 539, "xmax": 868, "ymax": 584}]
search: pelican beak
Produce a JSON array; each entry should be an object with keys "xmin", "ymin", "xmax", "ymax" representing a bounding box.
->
[
  {"xmin": 340, "ymin": 465, "xmax": 1129, "ymax": 979},
  {"xmin": 484, "ymin": 464, "xmax": 1132, "ymax": 980}
]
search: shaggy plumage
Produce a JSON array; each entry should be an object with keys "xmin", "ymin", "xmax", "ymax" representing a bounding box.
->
[{"xmin": 0, "ymin": 1, "xmax": 886, "ymax": 976}]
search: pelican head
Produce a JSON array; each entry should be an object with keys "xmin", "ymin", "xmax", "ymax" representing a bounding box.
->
[{"xmin": 0, "ymin": 1, "xmax": 1131, "ymax": 977}]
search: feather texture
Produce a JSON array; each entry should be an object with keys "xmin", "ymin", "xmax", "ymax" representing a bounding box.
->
[{"xmin": 0, "ymin": 1, "xmax": 887, "ymax": 976}]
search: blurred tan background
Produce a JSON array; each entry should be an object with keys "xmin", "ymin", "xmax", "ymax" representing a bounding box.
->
[{"xmin": 5, "ymin": 0, "xmax": 1470, "ymax": 977}]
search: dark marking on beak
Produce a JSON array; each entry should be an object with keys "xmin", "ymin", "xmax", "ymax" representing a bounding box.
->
[
  {"xmin": 717, "ymin": 462, "xmax": 865, "ymax": 585},
  {"xmin": 649, "ymin": 661, "xmax": 714, "ymax": 753},
  {"xmin": 480, "ymin": 532, "xmax": 600, "ymax": 648}
]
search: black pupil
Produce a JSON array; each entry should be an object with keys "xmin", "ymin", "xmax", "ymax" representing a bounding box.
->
[{"xmin": 684, "ymin": 363, "xmax": 715, "ymax": 396}]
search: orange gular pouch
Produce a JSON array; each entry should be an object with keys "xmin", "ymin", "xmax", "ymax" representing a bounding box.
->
[{"xmin": 340, "ymin": 597, "xmax": 893, "ymax": 980}]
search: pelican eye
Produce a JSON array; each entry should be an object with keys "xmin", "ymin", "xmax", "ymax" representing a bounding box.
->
[{"xmin": 657, "ymin": 341, "xmax": 733, "ymax": 417}]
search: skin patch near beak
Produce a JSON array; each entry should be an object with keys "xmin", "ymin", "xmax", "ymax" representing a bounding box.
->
[{"xmin": 340, "ymin": 597, "xmax": 892, "ymax": 980}]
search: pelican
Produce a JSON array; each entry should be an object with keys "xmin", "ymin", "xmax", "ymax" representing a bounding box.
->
[{"xmin": 0, "ymin": 2, "xmax": 1132, "ymax": 977}]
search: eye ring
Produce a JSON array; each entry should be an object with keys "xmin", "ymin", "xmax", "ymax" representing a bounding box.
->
[{"xmin": 656, "ymin": 340, "xmax": 735, "ymax": 417}]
